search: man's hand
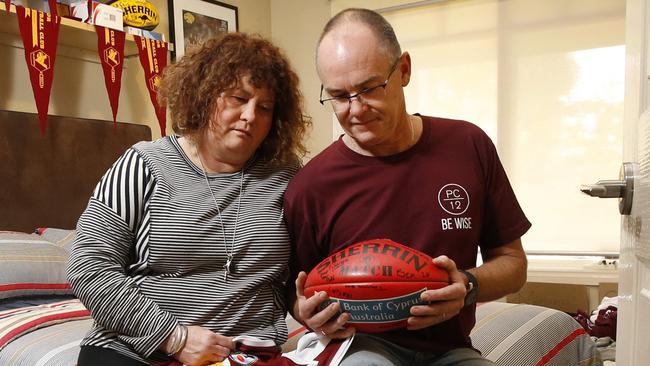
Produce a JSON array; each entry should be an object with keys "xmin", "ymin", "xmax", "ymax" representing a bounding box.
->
[
  {"xmin": 407, "ymin": 255, "xmax": 467, "ymax": 330},
  {"xmin": 293, "ymin": 271, "xmax": 356, "ymax": 339},
  {"xmin": 173, "ymin": 325, "xmax": 234, "ymax": 366}
]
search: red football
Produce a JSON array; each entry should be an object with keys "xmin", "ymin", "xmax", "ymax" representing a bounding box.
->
[{"xmin": 304, "ymin": 238, "xmax": 449, "ymax": 333}]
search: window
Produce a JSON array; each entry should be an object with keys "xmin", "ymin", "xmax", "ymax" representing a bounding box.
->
[{"xmin": 381, "ymin": 0, "xmax": 625, "ymax": 254}]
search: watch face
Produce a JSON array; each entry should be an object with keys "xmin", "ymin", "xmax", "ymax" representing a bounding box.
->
[{"xmin": 465, "ymin": 286, "xmax": 478, "ymax": 306}]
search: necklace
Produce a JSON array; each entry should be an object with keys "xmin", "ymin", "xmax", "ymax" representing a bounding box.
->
[{"xmin": 196, "ymin": 147, "xmax": 244, "ymax": 282}]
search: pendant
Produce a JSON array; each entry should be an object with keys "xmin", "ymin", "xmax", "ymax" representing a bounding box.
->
[{"xmin": 223, "ymin": 254, "xmax": 233, "ymax": 281}]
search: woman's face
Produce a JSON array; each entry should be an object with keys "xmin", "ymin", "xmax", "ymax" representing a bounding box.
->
[{"xmin": 206, "ymin": 75, "xmax": 275, "ymax": 166}]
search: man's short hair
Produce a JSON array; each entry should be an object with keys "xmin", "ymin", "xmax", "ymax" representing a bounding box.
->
[{"xmin": 317, "ymin": 8, "xmax": 402, "ymax": 61}]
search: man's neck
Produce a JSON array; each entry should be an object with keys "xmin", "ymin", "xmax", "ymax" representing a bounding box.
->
[{"xmin": 343, "ymin": 114, "xmax": 422, "ymax": 157}]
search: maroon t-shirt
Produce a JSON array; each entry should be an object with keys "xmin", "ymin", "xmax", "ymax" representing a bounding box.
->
[{"xmin": 284, "ymin": 115, "xmax": 531, "ymax": 355}]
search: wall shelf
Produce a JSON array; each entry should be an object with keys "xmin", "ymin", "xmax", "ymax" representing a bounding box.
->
[{"xmin": 0, "ymin": 3, "xmax": 173, "ymax": 56}]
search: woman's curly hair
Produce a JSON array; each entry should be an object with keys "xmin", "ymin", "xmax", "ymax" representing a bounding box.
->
[{"xmin": 158, "ymin": 32, "xmax": 311, "ymax": 166}]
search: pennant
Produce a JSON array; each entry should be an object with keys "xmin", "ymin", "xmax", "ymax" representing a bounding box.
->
[
  {"xmin": 48, "ymin": 0, "xmax": 57, "ymax": 16},
  {"xmin": 16, "ymin": 6, "xmax": 60, "ymax": 134},
  {"xmin": 134, "ymin": 35, "xmax": 168, "ymax": 136},
  {"xmin": 95, "ymin": 25, "xmax": 125, "ymax": 127},
  {"xmin": 4, "ymin": 0, "xmax": 10, "ymax": 14}
]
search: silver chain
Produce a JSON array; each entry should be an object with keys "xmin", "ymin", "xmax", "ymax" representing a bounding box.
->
[{"xmin": 197, "ymin": 149, "xmax": 244, "ymax": 282}]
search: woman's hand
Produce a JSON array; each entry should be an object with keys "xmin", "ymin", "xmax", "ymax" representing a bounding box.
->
[
  {"xmin": 293, "ymin": 271, "xmax": 356, "ymax": 339},
  {"xmin": 173, "ymin": 325, "xmax": 234, "ymax": 366},
  {"xmin": 407, "ymin": 255, "xmax": 467, "ymax": 330}
]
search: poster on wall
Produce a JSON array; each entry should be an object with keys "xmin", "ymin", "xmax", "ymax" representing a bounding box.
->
[{"xmin": 168, "ymin": 0, "xmax": 238, "ymax": 61}]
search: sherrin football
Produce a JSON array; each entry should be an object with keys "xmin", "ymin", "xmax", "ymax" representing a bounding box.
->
[
  {"xmin": 111, "ymin": 0, "xmax": 160, "ymax": 30},
  {"xmin": 304, "ymin": 239, "xmax": 449, "ymax": 333}
]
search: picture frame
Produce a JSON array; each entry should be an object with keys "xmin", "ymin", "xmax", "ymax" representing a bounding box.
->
[{"xmin": 168, "ymin": 0, "xmax": 238, "ymax": 61}]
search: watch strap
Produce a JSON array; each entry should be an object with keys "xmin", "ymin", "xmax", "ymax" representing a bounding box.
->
[{"xmin": 460, "ymin": 269, "xmax": 478, "ymax": 306}]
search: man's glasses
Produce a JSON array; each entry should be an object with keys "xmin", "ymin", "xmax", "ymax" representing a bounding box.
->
[{"xmin": 319, "ymin": 57, "xmax": 400, "ymax": 112}]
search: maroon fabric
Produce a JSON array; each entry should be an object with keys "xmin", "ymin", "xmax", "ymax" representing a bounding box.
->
[
  {"xmin": 161, "ymin": 338, "xmax": 346, "ymax": 366},
  {"xmin": 4, "ymin": 0, "xmax": 10, "ymax": 14},
  {"xmin": 15, "ymin": 6, "xmax": 60, "ymax": 134},
  {"xmin": 573, "ymin": 306, "xmax": 617, "ymax": 340},
  {"xmin": 95, "ymin": 25, "xmax": 126, "ymax": 126},
  {"xmin": 591, "ymin": 306, "xmax": 617, "ymax": 340},
  {"xmin": 284, "ymin": 115, "xmax": 531, "ymax": 355},
  {"xmin": 231, "ymin": 340, "xmax": 345, "ymax": 366}
]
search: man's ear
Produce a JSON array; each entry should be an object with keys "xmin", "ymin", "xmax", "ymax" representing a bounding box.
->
[{"xmin": 400, "ymin": 52, "xmax": 412, "ymax": 87}]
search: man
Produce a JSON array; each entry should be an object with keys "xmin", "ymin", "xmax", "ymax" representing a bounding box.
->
[{"xmin": 284, "ymin": 8, "xmax": 531, "ymax": 366}]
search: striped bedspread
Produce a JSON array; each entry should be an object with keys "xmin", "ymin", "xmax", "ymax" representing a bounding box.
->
[
  {"xmin": 0, "ymin": 299, "xmax": 91, "ymax": 366},
  {"xmin": 0, "ymin": 319, "xmax": 92, "ymax": 366},
  {"xmin": 0, "ymin": 300, "xmax": 602, "ymax": 366}
]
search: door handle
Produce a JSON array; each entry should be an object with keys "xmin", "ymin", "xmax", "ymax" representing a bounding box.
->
[
  {"xmin": 580, "ymin": 180, "xmax": 625, "ymax": 198},
  {"xmin": 580, "ymin": 162, "xmax": 635, "ymax": 215}
]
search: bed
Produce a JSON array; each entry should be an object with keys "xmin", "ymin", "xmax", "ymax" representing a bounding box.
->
[{"xmin": 0, "ymin": 110, "xmax": 602, "ymax": 366}]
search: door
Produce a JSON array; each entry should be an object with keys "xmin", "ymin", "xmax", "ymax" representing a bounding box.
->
[
  {"xmin": 584, "ymin": 1, "xmax": 650, "ymax": 364},
  {"xmin": 615, "ymin": 0, "xmax": 650, "ymax": 364}
]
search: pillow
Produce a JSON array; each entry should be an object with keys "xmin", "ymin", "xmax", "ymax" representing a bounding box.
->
[
  {"xmin": 0, "ymin": 298, "xmax": 90, "ymax": 350},
  {"xmin": 471, "ymin": 302, "xmax": 601, "ymax": 365},
  {"xmin": 0, "ymin": 232, "xmax": 73, "ymax": 300},
  {"xmin": 36, "ymin": 228, "xmax": 77, "ymax": 252}
]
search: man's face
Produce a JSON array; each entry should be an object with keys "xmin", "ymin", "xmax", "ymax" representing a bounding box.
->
[{"xmin": 317, "ymin": 24, "xmax": 408, "ymax": 153}]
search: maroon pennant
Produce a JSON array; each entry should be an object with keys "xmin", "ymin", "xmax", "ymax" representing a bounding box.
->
[
  {"xmin": 95, "ymin": 25, "xmax": 125, "ymax": 127},
  {"xmin": 16, "ymin": 6, "xmax": 60, "ymax": 134},
  {"xmin": 4, "ymin": 0, "xmax": 10, "ymax": 14},
  {"xmin": 48, "ymin": 0, "xmax": 57, "ymax": 16},
  {"xmin": 134, "ymin": 35, "xmax": 168, "ymax": 136}
]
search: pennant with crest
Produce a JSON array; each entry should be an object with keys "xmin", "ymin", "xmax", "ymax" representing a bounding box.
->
[
  {"xmin": 16, "ymin": 6, "xmax": 60, "ymax": 134},
  {"xmin": 95, "ymin": 25, "xmax": 125, "ymax": 126},
  {"xmin": 134, "ymin": 35, "xmax": 168, "ymax": 136}
]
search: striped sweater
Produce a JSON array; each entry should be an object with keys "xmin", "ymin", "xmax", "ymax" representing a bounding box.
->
[{"xmin": 66, "ymin": 135, "xmax": 297, "ymax": 364}]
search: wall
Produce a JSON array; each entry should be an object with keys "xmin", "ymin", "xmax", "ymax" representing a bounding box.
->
[
  {"xmin": 270, "ymin": 1, "xmax": 431, "ymax": 160},
  {"xmin": 0, "ymin": 11, "xmax": 157, "ymax": 135},
  {"xmin": 331, "ymin": 0, "xmax": 415, "ymax": 13},
  {"xmin": 270, "ymin": 0, "xmax": 332, "ymax": 160},
  {"xmin": 0, "ymin": 1, "xmax": 337, "ymax": 155},
  {"xmin": 0, "ymin": 0, "xmax": 272, "ymax": 140},
  {"xmin": 221, "ymin": 0, "xmax": 271, "ymax": 37}
]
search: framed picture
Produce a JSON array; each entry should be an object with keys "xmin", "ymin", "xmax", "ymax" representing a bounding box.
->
[{"xmin": 168, "ymin": 0, "xmax": 238, "ymax": 61}]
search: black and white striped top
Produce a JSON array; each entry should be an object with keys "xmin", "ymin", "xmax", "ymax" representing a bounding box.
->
[{"xmin": 66, "ymin": 135, "xmax": 297, "ymax": 364}]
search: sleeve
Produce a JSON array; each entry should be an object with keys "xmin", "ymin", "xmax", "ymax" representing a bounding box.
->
[
  {"xmin": 284, "ymin": 181, "xmax": 317, "ymax": 285},
  {"xmin": 66, "ymin": 148, "xmax": 177, "ymax": 357},
  {"xmin": 476, "ymin": 133, "xmax": 532, "ymax": 249}
]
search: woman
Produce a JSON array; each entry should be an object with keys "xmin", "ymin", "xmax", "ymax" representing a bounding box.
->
[{"xmin": 67, "ymin": 33, "xmax": 311, "ymax": 366}]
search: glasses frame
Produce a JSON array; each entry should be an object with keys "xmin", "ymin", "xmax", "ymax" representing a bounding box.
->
[{"xmin": 319, "ymin": 57, "xmax": 401, "ymax": 107}]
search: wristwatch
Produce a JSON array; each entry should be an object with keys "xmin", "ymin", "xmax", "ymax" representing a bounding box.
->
[{"xmin": 460, "ymin": 270, "xmax": 479, "ymax": 307}]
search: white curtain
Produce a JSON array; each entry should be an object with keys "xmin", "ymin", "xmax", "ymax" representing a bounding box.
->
[{"xmin": 380, "ymin": 0, "xmax": 625, "ymax": 254}]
